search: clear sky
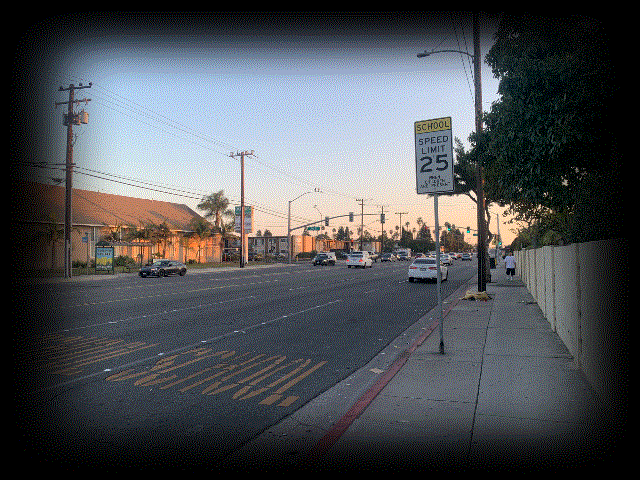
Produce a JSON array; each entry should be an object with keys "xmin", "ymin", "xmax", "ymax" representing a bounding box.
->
[{"xmin": 17, "ymin": 11, "xmax": 516, "ymax": 247}]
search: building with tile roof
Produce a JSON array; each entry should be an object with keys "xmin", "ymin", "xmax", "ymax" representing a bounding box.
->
[{"xmin": 14, "ymin": 181, "xmax": 237, "ymax": 271}]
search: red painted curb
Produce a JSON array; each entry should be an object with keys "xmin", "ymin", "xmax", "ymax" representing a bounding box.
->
[{"xmin": 309, "ymin": 281, "xmax": 471, "ymax": 460}]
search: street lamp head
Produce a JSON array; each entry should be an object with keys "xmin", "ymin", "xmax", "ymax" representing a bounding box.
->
[{"xmin": 417, "ymin": 51, "xmax": 430, "ymax": 58}]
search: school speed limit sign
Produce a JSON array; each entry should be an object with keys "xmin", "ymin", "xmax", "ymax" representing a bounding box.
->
[{"xmin": 415, "ymin": 117, "xmax": 454, "ymax": 194}]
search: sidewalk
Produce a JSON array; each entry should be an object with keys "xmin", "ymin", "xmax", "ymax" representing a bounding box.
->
[{"xmin": 230, "ymin": 262, "xmax": 627, "ymax": 473}]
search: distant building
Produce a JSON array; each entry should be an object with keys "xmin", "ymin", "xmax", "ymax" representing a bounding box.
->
[{"xmin": 14, "ymin": 181, "xmax": 236, "ymax": 270}]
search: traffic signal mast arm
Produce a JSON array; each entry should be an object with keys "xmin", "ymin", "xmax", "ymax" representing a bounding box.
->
[{"xmin": 288, "ymin": 213, "xmax": 379, "ymax": 232}]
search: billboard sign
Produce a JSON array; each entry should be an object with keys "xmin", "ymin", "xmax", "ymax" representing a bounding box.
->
[
  {"xmin": 95, "ymin": 246, "xmax": 114, "ymax": 272},
  {"xmin": 234, "ymin": 206, "xmax": 253, "ymax": 233}
]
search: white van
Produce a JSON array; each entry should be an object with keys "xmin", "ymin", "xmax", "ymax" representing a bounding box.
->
[{"xmin": 346, "ymin": 251, "xmax": 373, "ymax": 268}]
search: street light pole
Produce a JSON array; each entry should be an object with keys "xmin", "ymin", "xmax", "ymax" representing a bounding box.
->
[
  {"xmin": 287, "ymin": 189, "xmax": 320, "ymax": 263},
  {"xmin": 416, "ymin": 11, "xmax": 488, "ymax": 292}
]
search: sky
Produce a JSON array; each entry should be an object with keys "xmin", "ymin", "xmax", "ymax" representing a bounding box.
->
[{"xmin": 14, "ymin": 11, "xmax": 517, "ymax": 247}]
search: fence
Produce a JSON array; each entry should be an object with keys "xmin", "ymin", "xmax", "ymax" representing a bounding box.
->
[{"xmin": 515, "ymin": 238, "xmax": 627, "ymax": 406}]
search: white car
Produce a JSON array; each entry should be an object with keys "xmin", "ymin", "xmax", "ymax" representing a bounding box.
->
[
  {"xmin": 346, "ymin": 251, "xmax": 373, "ymax": 268},
  {"xmin": 440, "ymin": 253, "xmax": 452, "ymax": 266},
  {"xmin": 408, "ymin": 258, "xmax": 448, "ymax": 282}
]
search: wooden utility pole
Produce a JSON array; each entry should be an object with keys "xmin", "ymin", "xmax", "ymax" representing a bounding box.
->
[
  {"xmin": 55, "ymin": 83, "xmax": 91, "ymax": 278},
  {"xmin": 395, "ymin": 211, "xmax": 408, "ymax": 243},
  {"xmin": 473, "ymin": 12, "xmax": 489, "ymax": 291},
  {"xmin": 230, "ymin": 150, "xmax": 255, "ymax": 267}
]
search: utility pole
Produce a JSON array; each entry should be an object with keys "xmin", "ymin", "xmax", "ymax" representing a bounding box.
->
[
  {"xmin": 395, "ymin": 211, "xmax": 408, "ymax": 244},
  {"xmin": 380, "ymin": 205, "xmax": 386, "ymax": 253},
  {"xmin": 230, "ymin": 150, "xmax": 255, "ymax": 268},
  {"xmin": 473, "ymin": 11, "xmax": 488, "ymax": 292},
  {"xmin": 356, "ymin": 199, "xmax": 369, "ymax": 250},
  {"xmin": 55, "ymin": 83, "xmax": 91, "ymax": 278}
]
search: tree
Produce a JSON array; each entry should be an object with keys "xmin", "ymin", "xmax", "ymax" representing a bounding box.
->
[
  {"xmin": 148, "ymin": 221, "xmax": 172, "ymax": 259},
  {"xmin": 197, "ymin": 190, "xmax": 231, "ymax": 233},
  {"xmin": 189, "ymin": 217, "xmax": 211, "ymax": 263},
  {"xmin": 126, "ymin": 224, "xmax": 152, "ymax": 266},
  {"xmin": 481, "ymin": 14, "xmax": 621, "ymax": 242}
]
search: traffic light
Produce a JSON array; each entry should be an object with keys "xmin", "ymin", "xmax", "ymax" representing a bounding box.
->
[
  {"xmin": 380, "ymin": 213, "xmax": 385, "ymax": 224},
  {"xmin": 325, "ymin": 216, "xmax": 329, "ymax": 226},
  {"xmin": 466, "ymin": 226, "xmax": 470, "ymax": 233},
  {"xmin": 349, "ymin": 212, "xmax": 354, "ymax": 222}
]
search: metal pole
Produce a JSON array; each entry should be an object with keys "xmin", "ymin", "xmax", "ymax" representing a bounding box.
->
[{"xmin": 434, "ymin": 194, "xmax": 444, "ymax": 354}]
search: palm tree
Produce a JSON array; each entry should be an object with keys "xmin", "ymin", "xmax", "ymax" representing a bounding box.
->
[
  {"xmin": 126, "ymin": 224, "xmax": 152, "ymax": 267},
  {"xmin": 188, "ymin": 217, "xmax": 211, "ymax": 263},
  {"xmin": 147, "ymin": 221, "xmax": 172, "ymax": 259},
  {"xmin": 197, "ymin": 190, "xmax": 230, "ymax": 233}
]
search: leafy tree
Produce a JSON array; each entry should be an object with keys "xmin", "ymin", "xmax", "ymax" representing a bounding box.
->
[
  {"xmin": 482, "ymin": 14, "xmax": 622, "ymax": 242},
  {"xmin": 453, "ymin": 137, "xmax": 498, "ymax": 244}
]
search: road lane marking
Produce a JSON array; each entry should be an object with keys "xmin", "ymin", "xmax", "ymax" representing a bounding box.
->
[
  {"xmin": 104, "ymin": 349, "xmax": 327, "ymax": 407},
  {"xmin": 31, "ymin": 297, "xmax": 343, "ymax": 395}
]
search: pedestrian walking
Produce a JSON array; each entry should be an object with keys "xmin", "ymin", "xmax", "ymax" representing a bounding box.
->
[{"xmin": 505, "ymin": 251, "xmax": 516, "ymax": 280}]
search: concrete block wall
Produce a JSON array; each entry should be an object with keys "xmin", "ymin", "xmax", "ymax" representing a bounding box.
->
[{"xmin": 515, "ymin": 238, "xmax": 627, "ymax": 405}]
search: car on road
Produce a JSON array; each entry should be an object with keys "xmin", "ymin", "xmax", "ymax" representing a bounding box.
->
[
  {"xmin": 313, "ymin": 252, "xmax": 336, "ymax": 266},
  {"xmin": 346, "ymin": 251, "xmax": 373, "ymax": 268},
  {"xmin": 462, "ymin": 253, "xmax": 472, "ymax": 261},
  {"xmin": 380, "ymin": 253, "xmax": 396, "ymax": 262},
  {"xmin": 408, "ymin": 258, "xmax": 448, "ymax": 282},
  {"xmin": 440, "ymin": 253, "xmax": 453, "ymax": 266},
  {"xmin": 139, "ymin": 259, "xmax": 187, "ymax": 277},
  {"xmin": 368, "ymin": 251, "xmax": 380, "ymax": 262},
  {"xmin": 396, "ymin": 251, "xmax": 410, "ymax": 261}
]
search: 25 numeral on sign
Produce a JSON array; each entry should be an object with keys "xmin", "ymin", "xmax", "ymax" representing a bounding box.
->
[{"xmin": 419, "ymin": 154, "xmax": 449, "ymax": 173}]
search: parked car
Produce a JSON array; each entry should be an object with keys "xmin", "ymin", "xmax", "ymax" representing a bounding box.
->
[
  {"xmin": 248, "ymin": 251, "xmax": 263, "ymax": 261},
  {"xmin": 139, "ymin": 259, "xmax": 187, "ymax": 277},
  {"xmin": 380, "ymin": 253, "xmax": 396, "ymax": 262},
  {"xmin": 408, "ymin": 258, "xmax": 448, "ymax": 282},
  {"xmin": 313, "ymin": 252, "xmax": 336, "ymax": 266},
  {"xmin": 368, "ymin": 251, "xmax": 379, "ymax": 262},
  {"xmin": 461, "ymin": 253, "xmax": 472, "ymax": 261},
  {"xmin": 346, "ymin": 251, "xmax": 373, "ymax": 268}
]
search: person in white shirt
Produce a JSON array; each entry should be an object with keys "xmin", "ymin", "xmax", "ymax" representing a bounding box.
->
[{"xmin": 504, "ymin": 251, "xmax": 516, "ymax": 280}]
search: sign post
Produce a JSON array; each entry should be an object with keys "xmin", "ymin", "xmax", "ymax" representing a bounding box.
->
[{"xmin": 415, "ymin": 117, "xmax": 454, "ymax": 354}]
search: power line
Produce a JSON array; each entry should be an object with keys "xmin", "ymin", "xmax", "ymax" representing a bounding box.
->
[{"xmin": 59, "ymin": 78, "xmax": 363, "ymax": 200}]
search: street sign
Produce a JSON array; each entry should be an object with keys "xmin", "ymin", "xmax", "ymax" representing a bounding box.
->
[
  {"xmin": 415, "ymin": 117, "xmax": 454, "ymax": 194},
  {"xmin": 307, "ymin": 226, "xmax": 321, "ymax": 231}
]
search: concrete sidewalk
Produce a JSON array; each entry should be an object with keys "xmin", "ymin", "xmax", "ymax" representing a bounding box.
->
[{"xmin": 230, "ymin": 263, "xmax": 627, "ymax": 473}]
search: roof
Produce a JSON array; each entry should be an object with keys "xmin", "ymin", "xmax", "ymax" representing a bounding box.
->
[{"xmin": 13, "ymin": 181, "xmax": 204, "ymax": 232}]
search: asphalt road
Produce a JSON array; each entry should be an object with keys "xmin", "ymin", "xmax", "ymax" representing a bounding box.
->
[{"xmin": 15, "ymin": 258, "xmax": 476, "ymax": 470}]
